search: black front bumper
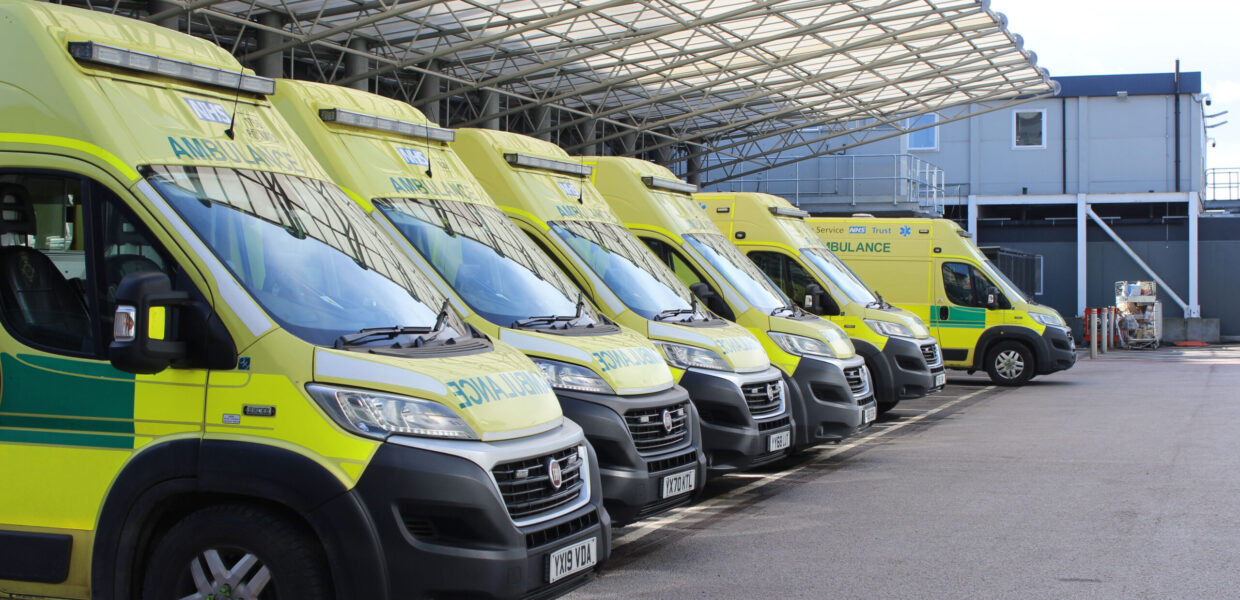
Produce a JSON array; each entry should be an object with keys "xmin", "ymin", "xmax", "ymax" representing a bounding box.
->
[
  {"xmin": 678, "ymin": 366, "xmax": 794, "ymax": 475},
  {"xmin": 1038, "ymin": 326, "xmax": 1078, "ymax": 375},
  {"xmin": 785, "ymin": 356, "xmax": 872, "ymax": 449},
  {"xmin": 555, "ymin": 385, "xmax": 705, "ymax": 525},
  {"xmin": 857, "ymin": 337, "xmax": 942, "ymax": 411},
  {"xmin": 346, "ymin": 438, "xmax": 611, "ymax": 599}
]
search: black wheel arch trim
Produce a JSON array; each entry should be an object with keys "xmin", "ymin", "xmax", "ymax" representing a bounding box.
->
[
  {"xmin": 971, "ymin": 326, "xmax": 1049, "ymax": 373},
  {"xmin": 91, "ymin": 438, "xmax": 387, "ymax": 600},
  {"xmin": 851, "ymin": 339, "xmax": 894, "ymax": 406}
]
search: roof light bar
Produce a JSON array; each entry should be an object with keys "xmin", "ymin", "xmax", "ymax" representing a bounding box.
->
[
  {"xmin": 318, "ymin": 108, "xmax": 455, "ymax": 142},
  {"xmin": 641, "ymin": 175, "xmax": 698, "ymax": 194},
  {"xmin": 769, "ymin": 206, "xmax": 810, "ymax": 219},
  {"xmin": 504, "ymin": 153, "xmax": 592, "ymax": 177},
  {"xmin": 67, "ymin": 41, "xmax": 275, "ymax": 95}
]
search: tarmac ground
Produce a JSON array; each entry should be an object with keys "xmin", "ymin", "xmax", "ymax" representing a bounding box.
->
[{"xmin": 567, "ymin": 345, "xmax": 1240, "ymax": 599}]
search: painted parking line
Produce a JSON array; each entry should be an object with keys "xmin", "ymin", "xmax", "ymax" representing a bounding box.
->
[{"xmin": 613, "ymin": 385, "xmax": 998, "ymax": 549}]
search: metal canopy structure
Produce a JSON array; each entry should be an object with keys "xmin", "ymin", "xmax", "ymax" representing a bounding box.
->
[{"xmin": 65, "ymin": 0, "xmax": 1055, "ymax": 185}]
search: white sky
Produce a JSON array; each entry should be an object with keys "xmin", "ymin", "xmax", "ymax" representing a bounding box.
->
[{"xmin": 990, "ymin": 0, "xmax": 1240, "ymax": 170}]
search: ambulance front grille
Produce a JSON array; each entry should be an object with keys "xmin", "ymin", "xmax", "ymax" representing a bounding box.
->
[
  {"xmin": 625, "ymin": 402, "xmax": 690, "ymax": 454},
  {"xmin": 844, "ymin": 365, "xmax": 872, "ymax": 401},
  {"xmin": 742, "ymin": 380, "xmax": 784, "ymax": 418},
  {"xmin": 492, "ymin": 446, "xmax": 583, "ymax": 520},
  {"xmin": 921, "ymin": 342, "xmax": 944, "ymax": 369}
]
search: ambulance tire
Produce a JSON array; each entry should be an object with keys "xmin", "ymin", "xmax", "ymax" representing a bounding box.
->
[
  {"xmin": 984, "ymin": 341, "xmax": 1034, "ymax": 386},
  {"xmin": 141, "ymin": 504, "xmax": 332, "ymax": 600}
]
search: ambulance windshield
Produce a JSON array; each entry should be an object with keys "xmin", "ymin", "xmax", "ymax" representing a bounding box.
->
[
  {"xmin": 801, "ymin": 246, "xmax": 879, "ymax": 306},
  {"xmin": 683, "ymin": 232, "xmax": 789, "ymax": 313},
  {"xmin": 375, "ymin": 197, "xmax": 604, "ymax": 329},
  {"xmin": 551, "ymin": 220, "xmax": 708, "ymax": 322},
  {"xmin": 148, "ymin": 166, "xmax": 466, "ymax": 346}
]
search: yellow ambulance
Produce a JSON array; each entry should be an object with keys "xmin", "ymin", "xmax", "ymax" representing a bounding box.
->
[
  {"xmin": 588, "ymin": 158, "xmax": 876, "ymax": 447},
  {"xmin": 271, "ymin": 80, "xmax": 705, "ymax": 525},
  {"xmin": 698, "ymin": 192, "xmax": 945, "ymax": 410},
  {"xmin": 453, "ymin": 130, "xmax": 795, "ymax": 474},
  {"xmin": 808, "ymin": 216, "xmax": 1076, "ymax": 385},
  {"xmin": 0, "ymin": 3, "xmax": 607, "ymax": 598}
]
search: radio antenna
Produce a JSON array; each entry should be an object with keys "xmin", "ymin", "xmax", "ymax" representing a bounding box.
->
[
  {"xmin": 223, "ymin": 68, "xmax": 245, "ymax": 140},
  {"xmin": 423, "ymin": 123, "xmax": 434, "ymax": 178}
]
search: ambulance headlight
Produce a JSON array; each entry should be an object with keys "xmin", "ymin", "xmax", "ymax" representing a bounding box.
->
[
  {"xmin": 306, "ymin": 384, "xmax": 478, "ymax": 440},
  {"xmin": 1031, "ymin": 312, "xmax": 1064, "ymax": 327},
  {"xmin": 655, "ymin": 341, "xmax": 729, "ymax": 372},
  {"xmin": 768, "ymin": 332, "xmax": 836, "ymax": 358},
  {"xmin": 864, "ymin": 319, "xmax": 915, "ymax": 338},
  {"xmin": 531, "ymin": 358, "xmax": 613, "ymax": 394}
]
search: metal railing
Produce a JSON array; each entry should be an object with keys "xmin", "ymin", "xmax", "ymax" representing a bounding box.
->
[
  {"xmin": 711, "ymin": 154, "xmax": 946, "ymax": 214},
  {"xmin": 1206, "ymin": 168, "xmax": 1240, "ymax": 202}
]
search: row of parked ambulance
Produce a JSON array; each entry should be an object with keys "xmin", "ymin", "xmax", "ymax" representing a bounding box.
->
[{"xmin": 0, "ymin": 2, "xmax": 1077, "ymax": 599}]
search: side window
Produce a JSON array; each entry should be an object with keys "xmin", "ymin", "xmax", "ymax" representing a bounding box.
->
[
  {"xmin": 96, "ymin": 189, "xmax": 177, "ymax": 333},
  {"xmin": 748, "ymin": 251, "xmax": 787, "ymax": 292},
  {"xmin": 942, "ymin": 262, "xmax": 975, "ymax": 307},
  {"xmin": 749, "ymin": 251, "xmax": 839, "ymax": 315},
  {"xmin": 0, "ymin": 172, "xmax": 178, "ymax": 358},
  {"xmin": 0, "ymin": 175, "xmax": 92, "ymax": 355},
  {"xmin": 943, "ymin": 262, "xmax": 1009, "ymax": 309},
  {"xmin": 642, "ymin": 237, "xmax": 734, "ymax": 321}
]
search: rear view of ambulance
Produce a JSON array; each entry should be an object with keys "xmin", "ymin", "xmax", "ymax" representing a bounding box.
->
[{"xmin": 0, "ymin": 3, "xmax": 607, "ymax": 598}]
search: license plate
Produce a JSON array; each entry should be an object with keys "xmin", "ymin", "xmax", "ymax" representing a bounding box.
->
[
  {"xmin": 767, "ymin": 430, "xmax": 791, "ymax": 452},
  {"xmin": 548, "ymin": 537, "xmax": 597, "ymax": 583},
  {"xmin": 661, "ymin": 469, "xmax": 696, "ymax": 499},
  {"xmin": 934, "ymin": 373, "xmax": 947, "ymax": 387},
  {"xmin": 863, "ymin": 405, "xmax": 877, "ymax": 425}
]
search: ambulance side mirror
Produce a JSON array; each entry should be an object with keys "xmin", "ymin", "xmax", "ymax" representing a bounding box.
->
[
  {"xmin": 985, "ymin": 286, "xmax": 1000, "ymax": 310},
  {"xmin": 803, "ymin": 283, "xmax": 827, "ymax": 315},
  {"xmin": 110, "ymin": 271, "xmax": 191, "ymax": 374},
  {"xmin": 689, "ymin": 282, "xmax": 729, "ymax": 318}
]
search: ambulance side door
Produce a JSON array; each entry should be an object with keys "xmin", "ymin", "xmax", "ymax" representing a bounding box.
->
[{"xmin": 0, "ymin": 158, "xmax": 208, "ymax": 598}]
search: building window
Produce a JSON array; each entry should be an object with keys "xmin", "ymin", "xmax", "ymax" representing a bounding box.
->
[
  {"xmin": 1013, "ymin": 109, "xmax": 1045, "ymax": 149},
  {"xmin": 907, "ymin": 113, "xmax": 938, "ymax": 151}
]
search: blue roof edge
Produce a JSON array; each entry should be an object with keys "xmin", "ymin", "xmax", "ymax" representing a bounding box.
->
[{"xmin": 1053, "ymin": 72, "xmax": 1202, "ymax": 97}]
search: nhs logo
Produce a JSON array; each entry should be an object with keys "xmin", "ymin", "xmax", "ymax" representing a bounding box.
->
[
  {"xmin": 848, "ymin": 225, "xmax": 866, "ymax": 234},
  {"xmin": 184, "ymin": 98, "xmax": 231, "ymax": 125},
  {"xmin": 556, "ymin": 181, "xmax": 580, "ymax": 197},
  {"xmin": 396, "ymin": 147, "xmax": 430, "ymax": 166}
]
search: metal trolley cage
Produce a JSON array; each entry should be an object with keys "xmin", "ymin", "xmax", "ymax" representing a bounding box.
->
[{"xmin": 1115, "ymin": 281, "xmax": 1161, "ymax": 349}]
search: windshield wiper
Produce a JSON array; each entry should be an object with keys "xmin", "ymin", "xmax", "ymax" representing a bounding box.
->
[
  {"xmin": 513, "ymin": 294, "xmax": 592, "ymax": 329},
  {"xmin": 770, "ymin": 304, "xmax": 800, "ymax": 317},
  {"xmin": 334, "ymin": 325, "xmax": 434, "ymax": 348},
  {"xmin": 334, "ymin": 300, "xmax": 453, "ymax": 348},
  {"xmin": 867, "ymin": 290, "xmax": 892, "ymax": 309}
]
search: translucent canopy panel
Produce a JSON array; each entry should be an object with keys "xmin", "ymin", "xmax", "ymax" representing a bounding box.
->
[{"xmin": 83, "ymin": 0, "xmax": 1054, "ymax": 184}]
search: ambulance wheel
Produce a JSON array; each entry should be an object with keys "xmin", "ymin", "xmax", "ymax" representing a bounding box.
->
[
  {"xmin": 142, "ymin": 504, "xmax": 332, "ymax": 600},
  {"xmin": 984, "ymin": 341, "xmax": 1034, "ymax": 386}
]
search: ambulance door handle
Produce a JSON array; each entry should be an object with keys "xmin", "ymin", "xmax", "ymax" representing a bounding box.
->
[{"xmin": 938, "ymin": 306, "xmax": 949, "ymax": 321}]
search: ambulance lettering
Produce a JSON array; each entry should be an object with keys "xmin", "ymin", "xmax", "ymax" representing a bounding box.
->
[
  {"xmin": 390, "ymin": 176, "xmax": 478, "ymax": 200},
  {"xmin": 824, "ymin": 241, "xmax": 892, "ymax": 254},
  {"xmin": 448, "ymin": 370, "xmax": 554, "ymax": 408},
  {"xmin": 592, "ymin": 347, "xmax": 663, "ymax": 372},
  {"xmin": 167, "ymin": 136, "xmax": 304, "ymax": 173},
  {"xmin": 716, "ymin": 336, "xmax": 762, "ymax": 355}
]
